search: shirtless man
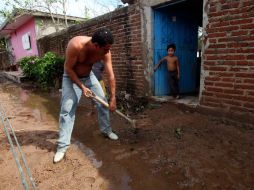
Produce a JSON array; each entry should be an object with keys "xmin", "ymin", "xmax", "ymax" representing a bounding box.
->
[
  {"xmin": 54, "ymin": 28, "xmax": 118, "ymax": 163},
  {"xmin": 154, "ymin": 43, "xmax": 180, "ymax": 98}
]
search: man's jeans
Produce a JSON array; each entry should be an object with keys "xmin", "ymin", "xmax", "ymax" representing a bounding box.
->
[{"xmin": 56, "ymin": 72, "xmax": 112, "ymax": 152}]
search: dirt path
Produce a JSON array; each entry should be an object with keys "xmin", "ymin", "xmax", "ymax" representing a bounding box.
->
[{"xmin": 0, "ymin": 78, "xmax": 254, "ymax": 190}]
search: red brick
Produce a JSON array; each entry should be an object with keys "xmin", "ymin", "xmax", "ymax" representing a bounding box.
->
[
  {"xmin": 235, "ymin": 84, "xmax": 254, "ymax": 90},
  {"xmin": 214, "ymin": 82, "xmax": 234, "ymax": 88},
  {"xmin": 223, "ymin": 99, "xmax": 242, "ymax": 106},
  {"xmin": 222, "ymin": 61, "xmax": 236, "ymax": 66},
  {"xmin": 206, "ymin": 55, "xmax": 219, "ymax": 60},
  {"xmin": 235, "ymin": 73, "xmax": 254, "ymax": 78},
  {"xmin": 236, "ymin": 49, "xmax": 254, "ymax": 54},
  {"xmin": 229, "ymin": 67, "xmax": 248, "ymax": 72},
  {"xmin": 222, "ymin": 78, "xmax": 235, "ymax": 82},
  {"xmin": 210, "ymin": 21, "xmax": 230, "ymax": 28},
  {"xmin": 215, "ymin": 93, "xmax": 234, "ymax": 100},
  {"xmin": 227, "ymin": 42, "xmax": 249, "ymax": 48},
  {"xmin": 247, "ymin": 55, "xmax": 254, "ymax": 59},
  {"xmin": 230, "ymin": 19, "xmax": 253, "ymax": 26},
  {"xmin": 208, "ymin": 66, "xmax": 228, "ymax": 71},
  {"xmin": 244, "ymin": 79, "xmax": 254, "ymax": 84},
  {"xmin": 206, "ymin": 87, "xmax": 224, "ymax": 93},
  {"xmin": 243, "ymin": 1, "xmax": 254, "ymax": 7},
  {"xmin": 206, "ymin": 76, "xmax": 221, "ymax": 81},
  {"xmin": 237, "ymin": 96, "xmax": 254, "ymax": 102},
  {"xmin": 205, "ymin": 81, "xmax": 214, "ymax": 86},
  {"xmin": 223, "ymin": 89, "xmax": 244, "ymax": 95},
  {"xmin": 231, "ymin": 30, "xmax": 249, "ymax": 36},
  {"xmin": 210, "ymin": 72, "xmax": 234, "ymax": 77},
  {"xmin": 248, "ymin": 91, "xmax": 254, "ymax": 96},
  {"xmin": 209, "ymin": 44, "xmax": 227, "ymax": 49},
  {"xmin": 204, "ymin": 61, "xmax": 216, "ymax": 66},
  {"xmin": 241, "ymin": 24, "xmax": 254, "ymax": 29},
  {"xmin": 209, "ymin": 39, "xmax": 217, "ymax": 43}
]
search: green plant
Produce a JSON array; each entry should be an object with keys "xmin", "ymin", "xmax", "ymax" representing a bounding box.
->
[
  {"xmin": 18, "ymin": 56, "xmax": 38, "ymax": 79},
  {"xmin": 18, "ymin": 52, "xmax": 64, "ymax": 89}
]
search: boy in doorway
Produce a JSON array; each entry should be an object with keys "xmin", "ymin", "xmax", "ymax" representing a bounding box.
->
[{"xmin": 154, "ymin": 43, "xmax": 180, "ymax": 99}]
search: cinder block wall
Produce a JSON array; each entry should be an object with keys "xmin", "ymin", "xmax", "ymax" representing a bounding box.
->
[
  {"xmin": 37, "ymin": 5, "xmax": 144, "ymax": 95},
  {"xmin": 201, "ymin": 0, "xmax": 254, "ymax": 115}
]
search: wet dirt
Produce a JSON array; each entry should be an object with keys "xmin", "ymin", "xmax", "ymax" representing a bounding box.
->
[{"xmin": 0, "ymin": 77, "xmax": 254, "ymax": 190}]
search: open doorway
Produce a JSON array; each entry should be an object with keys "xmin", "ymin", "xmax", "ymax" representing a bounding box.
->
[{"xmin": 153, "ymin": 0, "xmax": 203, "ymax": 99}]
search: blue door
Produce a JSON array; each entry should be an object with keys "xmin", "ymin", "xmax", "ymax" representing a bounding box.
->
[{"xmin": 153, "ymin": 2, "xmax": 199, "ymax": 96}]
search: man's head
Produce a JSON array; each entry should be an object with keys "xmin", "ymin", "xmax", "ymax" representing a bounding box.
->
[
  {"xmin": 92, "ymin": 28, "xmax": 114, "ymax": 54},
  {"xmin": 167, "ymin": 43, "xmax": 176, "ymax": 57}
]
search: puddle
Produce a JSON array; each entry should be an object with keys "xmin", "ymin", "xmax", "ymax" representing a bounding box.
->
[{"xmin": 74, "ymin": 140, "xmax": 103, "ymax": 169}]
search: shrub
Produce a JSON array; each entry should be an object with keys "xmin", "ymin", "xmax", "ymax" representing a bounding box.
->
[{"xmin": 18, "ymin": 52, "xmax": 64, "ymax": 89}]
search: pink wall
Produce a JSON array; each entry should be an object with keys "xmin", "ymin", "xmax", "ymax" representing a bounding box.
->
[{"xmin": 10, "ymin": 18, "xmax": 38, "ymax": 61}]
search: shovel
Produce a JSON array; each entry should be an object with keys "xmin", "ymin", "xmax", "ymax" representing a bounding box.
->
[{"xmin": 86, "ymin": 91, "xmax": 136, "ymax": 128}]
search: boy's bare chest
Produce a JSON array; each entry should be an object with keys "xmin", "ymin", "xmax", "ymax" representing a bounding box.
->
[{"xmin": 166, "ymin": 57, "xmax": 176, "ymax": 65}]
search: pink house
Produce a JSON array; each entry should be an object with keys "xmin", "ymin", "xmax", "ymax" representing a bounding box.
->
[
  {"xmin": 9, "ymin": 18, "xmax": 38, "ymax": 61},
  {"xmin": 0, "ymin": 9, "xmax": 84, "ymax": 64}
]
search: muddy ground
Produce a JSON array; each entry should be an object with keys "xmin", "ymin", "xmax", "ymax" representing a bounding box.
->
[{"xmin": 0, "ymin": 77, "xmax": 253, "ymax": 190}]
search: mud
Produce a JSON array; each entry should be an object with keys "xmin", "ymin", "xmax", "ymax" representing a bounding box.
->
[{"xmin": 0, "ymin": 77, "xmax": 253, "ymax": 190}]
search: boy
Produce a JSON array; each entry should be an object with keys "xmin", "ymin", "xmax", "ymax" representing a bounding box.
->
[{"xmin": 154, "ymin": 43, "xmax": 180, "ymax": 99}]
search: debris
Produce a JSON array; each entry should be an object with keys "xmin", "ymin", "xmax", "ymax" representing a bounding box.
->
[
  {"xmin": 116, "ymin": 91, "xmax": 148, "ymax": 115},
  {"xmin": 174, "ymin": 128, "xmax": 183, "ymax": 139}
]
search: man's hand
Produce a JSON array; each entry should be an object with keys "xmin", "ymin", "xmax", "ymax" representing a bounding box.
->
[
  {"xmin": 109, "ymin": 96, "xmax": 117, "ymax": 112},
  {"xmin": 82, "ymin": 86, "xmax": 93, "ymax": 97}
]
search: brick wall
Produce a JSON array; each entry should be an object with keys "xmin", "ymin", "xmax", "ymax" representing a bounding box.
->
[
  {"xmin": 37, "ymin": 5, "xmax": 144, "ymax": 95},
  {"xmin": 201, "ymin": 0, "xmax": 254, "ymax": 115}
]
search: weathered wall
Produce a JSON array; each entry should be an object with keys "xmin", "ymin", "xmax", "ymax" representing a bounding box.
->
[
  {"xmin": 140, "ymin": 5, "xmax": 153, "ymax": 96},
  {"xmin": 201, "ymin": 0, "xmax": 254, "ymax": 116},
  {"xmin": 35, "ymin": 17, "xmax": 79, "ymax": 39},
  {"xmin": 37, "ymin": 5, "xmax": 144, "ymax": 95},
  {"xmin": 0, "ymin": 51, "xmax": 10, "ymax": 70}
]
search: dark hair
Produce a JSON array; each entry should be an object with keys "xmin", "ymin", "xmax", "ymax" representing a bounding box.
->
[
  {"xmin": 167, "ymin": 43, "xmax": 176, "ymax": 51},
  {"xmin": 91, "ymin": 28, "xmax": 114, "ymax": 47}
]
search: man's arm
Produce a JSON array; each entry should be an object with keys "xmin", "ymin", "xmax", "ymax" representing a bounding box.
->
[
  {"xmin": 103, "ymin": 51, "xmax": 116, "ymax": 111},
  {"xmin": 64, "ymin": 42, "xmax": 91, "ymax": 96}
]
